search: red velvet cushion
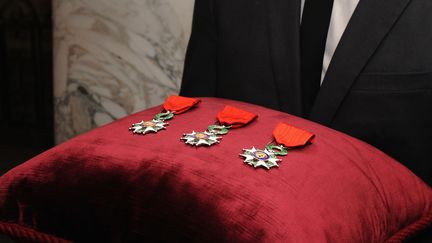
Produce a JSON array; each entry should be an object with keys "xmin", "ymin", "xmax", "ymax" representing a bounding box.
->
[{"xmin": 0, "ymin": 97, "xmax": 431, "ymax": 242}]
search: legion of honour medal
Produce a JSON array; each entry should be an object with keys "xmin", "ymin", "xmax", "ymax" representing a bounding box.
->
[
  {"xmin": 241, "ymin": 122, "xmax": 315, "ymax": 169},
  {"xmin": 181, "ymin": 105, "xmax": 257, "ymax": 147},
  {"xmin": 129, "ymin": 95, "xmax": 200, "ymax": 135}
]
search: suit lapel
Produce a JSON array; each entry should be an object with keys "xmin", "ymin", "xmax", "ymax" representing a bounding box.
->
[
  {"xmin": 266, "ymin": 0, "xmax": 302, "ymax": 116},
  {"xmin": 308, "ymin": 0, "xmax": 412, "ymax": 125}
]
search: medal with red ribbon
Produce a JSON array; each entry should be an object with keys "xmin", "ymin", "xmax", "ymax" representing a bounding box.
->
[
  {"xmin": 181, "ymin": 105, "xmax": 257, "ymax": 146},
  {"xmin": 240, "ymin": 122, "xmax": 315, "ymax": 169},
  {"xmin": 129, "ymin": 96, "xmax": 201, "ymax": 135}
]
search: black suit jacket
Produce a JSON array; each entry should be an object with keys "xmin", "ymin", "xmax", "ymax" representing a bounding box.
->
[{"xmin": 180, "ymin": 0, "xmax": 432, "ymax": 188}]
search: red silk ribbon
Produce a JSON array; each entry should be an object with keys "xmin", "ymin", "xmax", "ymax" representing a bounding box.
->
[
  {"xmin": 217, "ymin": 105, "xmax": 258, "ymax": 128},
  {"xmin": 273, "ymin": 123, "xmax": 315, "ymax": 148},
  {"xmin": 163, "ymin": 96, "xmax": 201, "ymax": 114}
]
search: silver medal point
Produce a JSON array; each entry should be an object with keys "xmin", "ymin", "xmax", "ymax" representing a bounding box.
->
[
  {"xmin": 240, "ymin": 147, "xmax": 281, "ymax": 170},
  {"xmin": 129, "ymin": 119, "xmax": 167, "ymax": 135},
  {"xmin": 181, "ymin": 131, "xmax": 221, "ymax": 146}
]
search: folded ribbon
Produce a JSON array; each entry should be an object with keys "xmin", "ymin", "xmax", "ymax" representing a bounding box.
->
[
  {"xmin": 273, "ymin": 123, "xmax": 315, "ymax": 148},
  {"xmin": 163, "ymin": 96, "xmax": 201, "ymax": 114},
  {"xmin": 217, "ymin": 105, "xmax": 258, "ymax": 128}
]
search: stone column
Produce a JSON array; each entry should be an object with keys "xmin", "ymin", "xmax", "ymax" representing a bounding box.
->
[{"xmin": 53, "ymin": 0, "xmax": 194, "ymax": 143}]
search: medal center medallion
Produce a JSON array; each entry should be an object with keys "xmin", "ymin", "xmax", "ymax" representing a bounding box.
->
[
  {"xmin": 143, "ymin": 121, "xmax": 155, "ymax": 127},
  {"xmin": 194, "ymin": 133, "xmax": 209, "ymax": 139},
  {"xmin": 254, "ymin": 151, "xmax": 270, "ymax": 160}
]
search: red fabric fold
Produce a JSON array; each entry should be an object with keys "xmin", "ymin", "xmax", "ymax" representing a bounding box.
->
[
  {"xmin": 273, "ymin": 122, "xmax": 315, "ymax": 148},
  {"xmin": 0, "ymin": 222, "xmax": 72, "ymax": 243},
  {"xmin": 163, "ymin": 95, "xmax": 201, "ymax": 114},
  {"xmin": 217, "ymin": 105, "xmax": 257, "ymax": 128}
]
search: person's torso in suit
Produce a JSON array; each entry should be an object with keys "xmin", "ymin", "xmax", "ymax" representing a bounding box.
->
[{"xmin": 180, "ymin": 0, "xmax": 432, "ymax": 187}]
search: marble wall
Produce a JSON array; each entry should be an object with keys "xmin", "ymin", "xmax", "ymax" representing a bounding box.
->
[{"xmin": 53, "ymin": 0, "xmax": 194, "ymax": 143}]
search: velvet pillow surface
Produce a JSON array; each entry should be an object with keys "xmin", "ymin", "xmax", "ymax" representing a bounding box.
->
[{"xmin": 0, "ymin": 98, "xmax": 431, "ymax": 242}]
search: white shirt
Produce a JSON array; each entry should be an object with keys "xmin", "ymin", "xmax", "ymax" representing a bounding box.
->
[{"xmin": 301, "ymin": 0, "xmax": 360, "ymax": 83}]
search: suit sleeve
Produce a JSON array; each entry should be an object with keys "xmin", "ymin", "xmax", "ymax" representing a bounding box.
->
[{"xmin": 180, "ymin": 0, "xmax": 218, "ymax": 97}]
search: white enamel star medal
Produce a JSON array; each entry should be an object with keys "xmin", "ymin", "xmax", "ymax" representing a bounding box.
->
[
  {"xmin": 129, "ymin": 119, "xmax": 168, "ymax": 135},
  {"xmin": 181, "ymin": 105, "xmax": 257, "ymax": 147},
  {"xmin": 181, "ymin": 131, "xmax": 222, "ymax": 146},
  {"xmin": 129, "ymin": 96, "xmax": 201, "ymax": 136},
  {"xmin": 129, "ymin": 111, "xmax": 173, "ymax": 135},
  {"xmin": 240, "ymin": 147, "xmax": 282, "ymax": 169},
  {"xmin": 240, "ymin": 123, "xmax": 315, "ymax": 170},
  {"xmin": 181, "ymin": 125, "xmax": 229, "ymax": 146}
]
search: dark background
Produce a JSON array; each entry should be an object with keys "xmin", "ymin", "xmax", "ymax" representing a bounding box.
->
[
  {"xmin": 1, "ymin": 1, "xmax": 52, "ymax": 241},
  {"xmin": 0, "ymin": 0, "xmax": 53, "ymax": 177}
]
